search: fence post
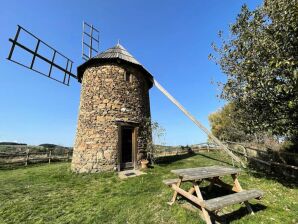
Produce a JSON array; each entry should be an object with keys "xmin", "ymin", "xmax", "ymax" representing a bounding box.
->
[
  {"xmin": 237, "ymin": 144, "xmax": 248, "ymax": 162},
  {"xmin": 25, "ymin": 148, "xmax": 30, "ymax": 166},
  {"xmin": 48, "ymin": 149, "xmax": 52, "ymax": 164},
  {"xmin": 243, "ymin": 146, "xmax": 248, "ymax": 162}
]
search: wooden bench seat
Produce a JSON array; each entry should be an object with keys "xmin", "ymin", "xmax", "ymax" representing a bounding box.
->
[
  {"xmin": 203, "ymin": 189, "xmax": 264, "ymax": 211},
  {"xmin": 163, "ymin": 179, "xmax": 180, "ymax": 186}
]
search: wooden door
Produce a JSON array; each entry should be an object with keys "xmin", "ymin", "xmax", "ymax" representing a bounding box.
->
[{"xmin": 120, "ymin": 126, "xmax": 134, "ymax": 169}]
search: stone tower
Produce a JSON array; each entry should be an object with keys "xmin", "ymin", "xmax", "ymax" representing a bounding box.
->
[{"xmin": 71, "ymin": 44, "xmax": 153, "ymax": 173}]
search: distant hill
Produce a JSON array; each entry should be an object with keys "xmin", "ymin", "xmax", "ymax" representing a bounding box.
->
[
  {"xmin": 39, "ymin": 144, "xmax": 72, "ymax": 150},
  {"xmin": 39, "ymin": 144, "xmax": 63, "ymax": 148},
  {"xmin": 0, "ymin": 142, "xmax": 27, "ymax": 146}
]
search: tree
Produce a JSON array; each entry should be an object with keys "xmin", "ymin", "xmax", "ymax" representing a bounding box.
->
[
  {"xmin": 208, "ymin": 102, "xmax": 247, "ymax": 142},
  {"xmin": 142, "ymin": 118, "xmax": 166, "ymax": 164},
  {"xmin": 210, "ymin": 0, "xmax": 298, "ymax": 146}
]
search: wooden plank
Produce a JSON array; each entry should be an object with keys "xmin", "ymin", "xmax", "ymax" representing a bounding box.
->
[
  {"xmin": 171, "ymin": 166, "xmax": 241, "ymax": 180},
  {"xmin": 204, "ymin": 190, "xmax": 264, "ymax": 211},
  {"xmin": 171, "ymin": 183, "xmax": 206, "ymax": 208},
  {"xmin": 25, "ymin": 148, "xmax": 30, "ymax": 166},
  {"xmin": 231, "ymin": 174, "xmax": 242, "ymax": 192},
  {"xmin": 152, "ymin": 78, "xmax": 244, "ymax": 167},
  {"xmin": 193, "ymin": 182, "xmax": 212, "ymax": 224},
  {"xmin": 188, "ymin": 187, "xmax": 195, "ymax": 195},
  {"xmin": 172, "ymin": 165, "xmax": 241, "ymax": 175},
  {"xmin": 231, "ymin": 174, "xmax": 254, "ymax": 214},
  {"xmin": 48, "ymin": 150, "xmax": 52, "ymax": 164},
  {"xmin": 162, "ymin": 179, "xmax": 179, "ymax": 186},
  {"xmin": 168, "ymin": 178, "xmax": 182, "ymax": 205}
]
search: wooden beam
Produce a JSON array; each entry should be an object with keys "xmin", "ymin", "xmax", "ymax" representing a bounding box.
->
[
  {"xmin": 171, "ymin": 183, "xmax": 205, "ymax": 208},
  {"xmin": 193, "ymin": 183, "xmax": 212, "ymax": 224},
  {"xmin": 168, "ymin": 179, "xmax": 182, "ymax": 205},
  {"xmin": 231, "ymin": 174, "xmax": 254, "ymax": 214},
  {"xmin": 152, "ymin": 78, "xmax": 245, "ymax": 167}
]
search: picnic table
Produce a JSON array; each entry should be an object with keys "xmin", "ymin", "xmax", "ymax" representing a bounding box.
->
[{"xmin": 163, "ymin": 165, "xmax": 264, "ymax": 224}]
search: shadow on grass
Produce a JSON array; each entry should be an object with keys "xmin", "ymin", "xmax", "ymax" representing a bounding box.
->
[
  {"xmin": 0, "ymin": 161, "xmax": 68, "ymax": 171},
  {"xmin": 244, "ymin": 150, "xmax": 298, "ymax": 188},
  {"xmin": 195, "ymin": 152, "xmax": 234, "ymax": 166},
  {"xmin": 179, "ymin": 185, "xmax": 266, "ymax": 224},
  {"xmin": 194, "ymin": 151, "xmax": 298, "ymax": 188},
  {"xmin": 155, "ymin": 151, "xmax": 235, "ymax": 169},
  {"xmin": 155, "ymin": 152, "xmax": 196, "ymax": 165},
  {"xmin": 214, "ymin": 203, "xmax": 267, "ymax": 223},
  {"xmin": 246, "ymin": 164, "xmax": 298, "ymax": 188},
  {"xmin": 189, "ymin": 152, "xmax": 297, "ymax": 188}
]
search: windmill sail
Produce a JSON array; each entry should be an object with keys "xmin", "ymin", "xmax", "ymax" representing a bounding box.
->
[
  {"xmin": 82, "ymin": 22, "xmax": 99, "ymax": 61},
  {"xmin": 7, "ymin": 25, "xmax": 77, "ymax": 86}
]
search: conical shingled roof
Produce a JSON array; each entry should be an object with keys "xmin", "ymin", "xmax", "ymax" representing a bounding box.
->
[
  {"xmin": 77, "ymin": 43, "xmax": 153, "ymax": 88},
  {"xmin": 94, "ymin": 43, "xmax": 141, "ymax": 65}
]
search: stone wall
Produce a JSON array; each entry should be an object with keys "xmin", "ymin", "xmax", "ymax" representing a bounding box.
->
[{"xmin": 71, "ymin": 61, "xmax": 151, "ymax": 173}]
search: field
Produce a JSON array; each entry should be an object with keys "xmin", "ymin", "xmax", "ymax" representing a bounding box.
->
[{"xmin": 0, "ymin": 151, "xmax": 297, "ymax": 224}]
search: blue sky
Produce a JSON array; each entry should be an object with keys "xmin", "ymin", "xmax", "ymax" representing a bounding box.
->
[{"xmin": 0, "ymin": 0, "xmax": 261, "ymax": 146}]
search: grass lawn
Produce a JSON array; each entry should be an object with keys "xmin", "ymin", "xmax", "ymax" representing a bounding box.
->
[{"xmin": 0, "ymin": 151, "xmax": 297, "ymax": 224}]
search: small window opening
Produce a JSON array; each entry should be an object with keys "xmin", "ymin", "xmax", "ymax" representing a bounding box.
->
[{"xmin": 124, "ymin": 73, "xmax": 132, "ymax": 82}]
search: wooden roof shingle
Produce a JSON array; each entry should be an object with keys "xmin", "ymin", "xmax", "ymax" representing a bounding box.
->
[
  {"xmin": 77, "ymin": 43, "xmax": 153, "ymax": 88},
  {"xmin": 94, "ymin": 43, "xmax": 141, "ymax": 65}
]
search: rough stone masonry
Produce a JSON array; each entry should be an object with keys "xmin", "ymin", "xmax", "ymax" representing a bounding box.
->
[{"xmin": 71, "ymin": 44, "xmax": 153, "ymax": 173}]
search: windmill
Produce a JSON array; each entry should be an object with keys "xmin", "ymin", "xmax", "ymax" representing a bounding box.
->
[{"xmin": 7, "ymin": 22, "xmax": 244, "ymax": 172}]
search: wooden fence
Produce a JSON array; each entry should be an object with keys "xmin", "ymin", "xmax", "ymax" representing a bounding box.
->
[
  {"xmin": 226, "ymin": 141, "xmax": 298, "ymax": 178},
  {"xmin": 155, "ymin": 144, "xmax": 219, "ymax": 157},
  {"xmin": 155, "ymin": 142, "xmax": 297, "ymax": 178},
  {"xmin": 0, "ymin": 148, "xmax": 72, "ymax": 168},
  {"xmin": 2, "ymin": 142, "xmax": 296, "ymax": 178}
]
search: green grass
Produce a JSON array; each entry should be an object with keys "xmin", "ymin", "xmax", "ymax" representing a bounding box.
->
[{"xmin": 0, "ymin": 152, "xmax": 297, "ymax": 224}]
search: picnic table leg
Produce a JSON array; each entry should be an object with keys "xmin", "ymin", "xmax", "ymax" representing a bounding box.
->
[
  {"xmin": 168, "ymin": 178, "xmax": 182, "ymax": 205},
  {"xmin": 188, "ymin": 180, "xmax": 202, "ymax": 195},
  {"xmin": 188, "ymin": 187, "xmax": 195, "ymax": 195},
  {"xmin": 207, "ymin": 177, "xmax": 216, "ymax": 192},
  {"xmin": 231, "ymin": 174, "xmax": 254, "ymax": 215},
  {"xmin": 193, "ymin": 182, "xmax": 212, "ymax": 224}
]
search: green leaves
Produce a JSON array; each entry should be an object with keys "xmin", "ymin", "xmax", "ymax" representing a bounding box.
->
[
  {"xmin": 208, "ymin": 102, "xmax": 248, "ymax": 142},
  {"xmin": 210, "ymin": 0, "xmax": 298, "ymax": 141}
]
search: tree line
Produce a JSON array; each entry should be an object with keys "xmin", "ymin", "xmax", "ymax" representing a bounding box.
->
[{"xmin": 209, "ymin": 0, "xmax": 297, "ymax": 152}]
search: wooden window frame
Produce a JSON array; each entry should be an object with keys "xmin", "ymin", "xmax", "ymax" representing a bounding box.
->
[{"xmin": 124, "ymin": 72, "xmax": 132, "ymax": 82}]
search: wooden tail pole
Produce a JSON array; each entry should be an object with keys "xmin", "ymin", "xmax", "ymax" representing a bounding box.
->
[{"xmin": 152, "ymin": 78, "xmax": 245, "ymax": 167}]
